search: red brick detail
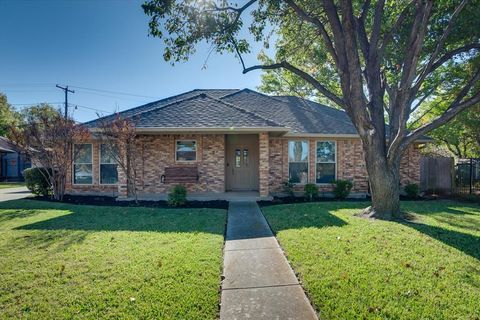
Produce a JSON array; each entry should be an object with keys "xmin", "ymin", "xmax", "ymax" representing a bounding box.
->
[
  {"xmin": 267, "ymin": 138, "xmax": 421, "ymax": 195},
  {"xmin": 259, "ymin": 132, "xmax": 269, "ymax": 197}
]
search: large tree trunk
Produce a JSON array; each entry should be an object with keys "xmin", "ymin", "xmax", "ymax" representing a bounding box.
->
[{"xmin": 362, "ymin": 140, "xmax": 402, "ymax": 220}]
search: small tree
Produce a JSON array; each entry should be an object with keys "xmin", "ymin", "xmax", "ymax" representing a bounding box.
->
[
  {"xmin": 10, "ymin": 104, "xmax": 90, "ymax": 201},
  {"xmin": 98, "ymin": 114, "xmax": 140, "ymax": 202}
]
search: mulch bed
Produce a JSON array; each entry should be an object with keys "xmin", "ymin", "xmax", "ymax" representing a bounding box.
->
[
  {"xmin": 258, "ymin": 195, "xmax": 431, "ymax": 207},
  {"xmin": 27, "ymin": 194, "xmax": 229, "ymax": 209}
]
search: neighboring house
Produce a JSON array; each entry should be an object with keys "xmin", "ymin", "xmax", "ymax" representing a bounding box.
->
[
  {"xmin": 66, "ymin": 89, "xmax": 425, "ymax": 199},
  {"xmin": 0, "ymin": 136, "xmax": 31, "ymax": 181}
]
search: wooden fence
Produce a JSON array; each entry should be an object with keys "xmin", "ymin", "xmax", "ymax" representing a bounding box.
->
[{"xmin": 420, "ymin": 157, "xmax": 453, "ymax": 195}]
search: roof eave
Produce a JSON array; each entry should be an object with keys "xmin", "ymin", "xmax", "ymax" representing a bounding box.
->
[{"xmin": 89, "ymin": 126, "xmax": 289, "ymax": 134}]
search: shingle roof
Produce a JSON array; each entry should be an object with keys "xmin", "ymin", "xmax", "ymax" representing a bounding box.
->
[
  {"xmin": 84, "ymin": 88, "xmax": 360, "ymax": 135},
  {"xmin": 132, "ymin": 93, "xmax": 284, "ymax": 128},
  {"xmin": 221, "ymin": 89, "xmax": 357, "ymax": 134},
  {"xmin": 84, "ymin": 89, "xmax": 240, "ymax": 128},
  {"xmin": 0, "ymin": 136, "xmax": 18, "ymax": 153}
]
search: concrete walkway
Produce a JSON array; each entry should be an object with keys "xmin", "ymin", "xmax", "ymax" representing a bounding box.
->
[
  {"xmin": 220, "ymin": 201, "xmax": 318, "ymax": 320},
  {"xmin": 0, "ymin": 186, "xmax": 32, "ymax": 202}
]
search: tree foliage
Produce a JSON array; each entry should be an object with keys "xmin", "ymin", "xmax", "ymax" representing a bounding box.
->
[
  {"xmin": 142, "ymin": 0, "xmax": 480, "ymax": 218},
  {"xmin": 0, "ymin": 93, "xmax": 21, "ymax": 137},
  {"xmin": 98, "ymin": 114, "xmax": 140, "ymax": 202},
  {"xmin": 9, "ymin": 104, "xmax": 90, "ymax": 201}
]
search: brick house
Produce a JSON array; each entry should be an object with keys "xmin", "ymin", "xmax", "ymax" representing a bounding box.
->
[{"xmin": 66, "ymin": 89, "xmax": 424, "ymax": 199}]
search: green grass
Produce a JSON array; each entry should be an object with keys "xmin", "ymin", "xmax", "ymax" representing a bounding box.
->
[
  {"xmin": 0, "ymin": 182, "xmax": 25, "ymax": 189},
  {"xmin": 0, "ymin": 199, "xmax": 226, "ymax": 319},
  {"xmin": 261, "ymin": 200, "xmax": 480, "ymax": 319}
]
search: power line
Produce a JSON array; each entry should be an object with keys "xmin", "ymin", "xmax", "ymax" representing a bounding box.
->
[
  {"xmin": 10, "ymin": 102, "xmax": 63, "ymax": 106},
  {"xmin": 69, "ymin": 85, "xmax": 160, "ymax": 99},
  {"xmin": 73, "ymin": 89, "xmax": 149, "ymax": 103},
  {"xmin": 72, "ymin": 104, "xmax": 111, "ymax": 113},
  {"xmin": 0, "ymin": 83, "xmax": 55, "ymax": 87}
]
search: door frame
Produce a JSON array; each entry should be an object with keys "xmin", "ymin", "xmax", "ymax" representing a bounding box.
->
[{"xmin": 225, "ymin": 134, "xmax": 260, "ymax": 191}]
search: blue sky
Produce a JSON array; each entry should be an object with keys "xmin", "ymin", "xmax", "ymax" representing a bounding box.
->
[{"xmin": 0, "ymin": 0, "xmax": 267, "ymax": 122}]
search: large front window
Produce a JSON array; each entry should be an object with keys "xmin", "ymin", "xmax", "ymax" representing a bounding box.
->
[
  {"xmin": 176, "ymin": 140, "xmax": 196, "ymax": 162},
  {"xmin": 316, "ymin": 141, "xmax": 336, "ymax": 184},
  {"xmin": 100, "ymin": 144, "xmax": 118, "ymax": 184},
  {"xmin": 73, "ymin": 144, "xmax": 92, "ymax": 184},
  {"xmin": 288, "ymin": 140, "xmax": 309, "ymax": 184}
]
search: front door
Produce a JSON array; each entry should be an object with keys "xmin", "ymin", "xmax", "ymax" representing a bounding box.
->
[{"xmin": 225, "ymin": 134, "xmax": 259, "ymax": 191}]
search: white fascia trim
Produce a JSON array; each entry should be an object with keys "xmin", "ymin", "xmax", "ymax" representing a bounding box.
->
[
  {"xmin": 284, "ymin": 133, "xmax": 360, "ymax": 138},
  {"xmin": 91, "ymin": 127, "xmax": 289, "ymax": 133},
  {"xmin": 284, "ymin": 132, "xmax": 431, "ymax": 143}
]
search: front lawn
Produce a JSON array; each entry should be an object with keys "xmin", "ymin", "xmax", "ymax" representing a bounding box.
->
[
  {"xmin": 0, "ymin": 199, "xmax": 226, "ymax": 319},
  {"xmin": 261, "ymin": 200, "xmax": 480, "ymax": 319},
  {"xmin": 0, "ymin": 182, "xmax": 25, "ymax": 189}
]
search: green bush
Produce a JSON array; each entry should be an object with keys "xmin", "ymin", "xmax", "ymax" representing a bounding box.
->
[
  {"xmin": 404, "ymin": 183, "xmax": 419, "ymax": 199},
  {"xmin": 283, "ymin": 179, "xmax": 295, "ymax": 198},
  {"xmin": 23, "ymin": 167, "xmax": 51, "ymax": 196},
  {"xmin": 333, "ymin": 180, "xmax": 353, "ymax": 200},
  {"xmin": 167, "ymin": 185, "xmax": 187, "ymax": 207},
  {"xmin": 304, "ymin": 183, "xmax": 319, "ymax": 201}
]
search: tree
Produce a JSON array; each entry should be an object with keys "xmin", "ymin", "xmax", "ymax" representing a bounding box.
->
[
  {"xmin": 410, "ymin": 62, "xmax": 480, "ymax": 158},
  {"xmin": 9, "ymin": 104, "xmax": 90, "ymax": 201},
  {"xmin": 142, "ymin": 0, "xmax": 480, "ymax": 219},
  {"xmin": 98, "ymin": 115, "xmax": 140, "ymax": 202},
  {"xmin": 0, "ymin": 93, "xmax": 21, "ymax": 136},
  {"xmin": 416, "ymin": 105, "xmax": 480, "ymax": 158}
]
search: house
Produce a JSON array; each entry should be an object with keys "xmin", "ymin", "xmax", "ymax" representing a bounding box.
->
[
  {"xmin": 66, "ymin": 89, "xmax": 423, "ymax": 199},
  {"xmin": 0, "ymin": 136, "xmax": 31, "ymax": 181}
]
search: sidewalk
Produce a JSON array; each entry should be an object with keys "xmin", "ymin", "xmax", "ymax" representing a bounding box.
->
[
  {"xmin": 220, "ymin": 201, "xmax": 318, "ymax": 320},
  {"xmin": 0, "ymin": 187, "xmax": 32, "ymax": 202}
]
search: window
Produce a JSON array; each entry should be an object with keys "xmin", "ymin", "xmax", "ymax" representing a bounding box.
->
[
  {"xmin": 316, "ymin": 141, "xmax": 336, "ymax": 184},
  {"xmin": 100, "ymin": 144, "xmax": 118, "ymax": 184},
  {"xmin": 243, "ymin": 149, "xmax": 249, "ymax": 167},
  {"xmin": 235, "ymin": 149, "xmax": 241, "ymax": 167},
  {"xmin": 176, "ymin": 140, "xmax": 196, "ymax": 162},
  {"xmin": 288, "ymin": 140, "xmax": 309, "ymax": 184},
  {"xmin": 73, "ymin": 144, "xmax": 92, "ymax": 184}
]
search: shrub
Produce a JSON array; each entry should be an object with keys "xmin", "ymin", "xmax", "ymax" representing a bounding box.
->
[
  {"xmin": 404, "ymin": 183, "xmax": 419, "ymax": 199},
  {"xmin": 23, "ymin": 167, "xmax": 51, "ymax": 196},
  {"xmin": 167, "ymin": 185, "xmax": 187, "ymax": 206},
  {"xmin": 283, "ymin": 179, "xmax": 295, "ymax": 198},
  {"xmin": 304, "ymin": 183, "xmax": 319, "ymax": 201},
  {"xmin": 333, "ymin": 180, "xmax": 353, "ymax": 200}
]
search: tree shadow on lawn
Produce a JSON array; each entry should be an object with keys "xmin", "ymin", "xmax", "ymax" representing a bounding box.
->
[
  {"xmin": 4, "ymin": 230, "xmax": 89, "ymax": 252},
  {"xmin": 0, "ymin": 201, "xmax": 226, "ymax": 235},
  {"xmin": 261, "ymin": 204, "xmax": 348, "ymax": 232},
  {"xmin": 402, "ymin": 220, "xmax": 480, "ymax": 260}
]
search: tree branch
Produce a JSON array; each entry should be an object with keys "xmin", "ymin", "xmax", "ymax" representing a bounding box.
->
[
  {"xmin": 243, "ymin": 60, "xmax": 345, "ymax": 107},
  {"xmin": 404, "ymin": 68, "xmax": 480, "ymax": 145},
  {"xmin": 379, "ymin": 2, "xmax": 413, "ymax": 56},
  {"xmin": 413, "ymin": 0, "xmax": 469, "ymax": 91},
  {"xmin": 284, "ymin": 0, "xmax": 339, "ymax": 65}
]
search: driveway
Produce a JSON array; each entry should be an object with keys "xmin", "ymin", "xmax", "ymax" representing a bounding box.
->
[{"xmin": 0, "ymin": 186, "xmax": 32, "ymax": 202}]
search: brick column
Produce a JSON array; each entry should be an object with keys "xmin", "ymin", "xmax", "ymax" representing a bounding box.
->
[
  {"xmin": 259, "ymin": 132, "xmax": 269, "ymax": 197},
  {"xmin": 117, "ymin": 165, "xmax": 128, "ymax": 198}
]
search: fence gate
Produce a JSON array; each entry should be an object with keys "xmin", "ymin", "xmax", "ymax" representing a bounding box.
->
[
  {"xmin": 420, "ymin": 157, "xmax": 453, "ymax": 195},
  {"xmin": 454, "ymin": 158, "xmax": 480, "ymax": 195}
]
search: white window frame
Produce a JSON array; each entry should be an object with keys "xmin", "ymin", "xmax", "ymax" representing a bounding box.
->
[
  {"xmin": 99, "ymin": 144, "xmax": 118, "ymax": 185},
  {"xmin": 287, "ymin": 140, "xmax": 310, "ymax": 185},
  {"xmin": 175, "ymin": 139, "xmax": 197, "ymax": 163},
  {"xmin": 72, "ymin": 143, "xmax": 93, "ymax": 185},
  {"xmin": 315, "ymin": 140, "xmax": 337, "ymax": 185}
]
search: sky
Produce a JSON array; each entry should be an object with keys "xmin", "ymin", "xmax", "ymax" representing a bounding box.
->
[{"xmin": 0, "ymin": 0, "xmax": 268, "ymax": 122}]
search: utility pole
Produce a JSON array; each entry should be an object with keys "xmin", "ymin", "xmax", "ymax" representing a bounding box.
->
[{"xmin": 56, "ymin": 84, "xmax": 75, "ymax": 118}]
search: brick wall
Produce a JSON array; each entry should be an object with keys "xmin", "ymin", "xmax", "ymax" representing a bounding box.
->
[
  {"xmin": 268, "ymin": 136, "xmax": 421, "ymax": 195},
  {"xmin": 66, "ymin": 134, "xmax": 225, "ymax": 197},
  {"xmin": 65, "ymin": 142, "xmax": 118, "ymax": 196},
  {"xmin": 66, "ymin": 133, "xmax": 420, "ymax": 198}
]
